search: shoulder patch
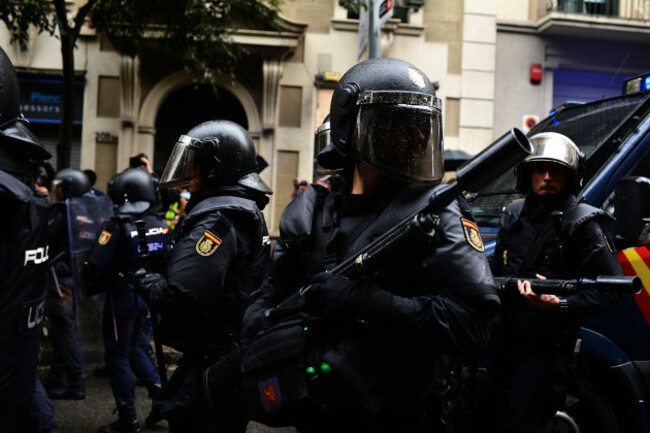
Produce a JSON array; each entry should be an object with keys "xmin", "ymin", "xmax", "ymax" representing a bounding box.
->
[
  {"xmin": 196, "ymin": 230, "xmax": 222, "ymax": 257},
  {"xmin": 461, "ymin": 218, "xmax": 484, "ymax": 252},
  {"xmin": 98, "ymin": 230, "xmax": 112, "ymax": 245}
]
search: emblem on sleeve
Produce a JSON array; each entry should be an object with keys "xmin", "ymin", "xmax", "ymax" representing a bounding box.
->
[
  {"xmin": 196, "ymin": 230, "xmax": 222, "ymax": 257},
  {"xmin": 98, "ymin": 231, "xmax": 112, "ymax": 245},
  {"xmin": 258, "ymin": 377, "xmax": 282, "ymax": 413},
  {"xmin": 461, "ymin": 218, "xmax": 484, "ymax": 252}
]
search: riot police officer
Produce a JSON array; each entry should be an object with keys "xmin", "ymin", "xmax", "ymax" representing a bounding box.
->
[
  {"xmin": 135, "ymin": 120, "xmax": 272, "ymax": 432},
  {"xmin": 86, "ymin": 168, "xmax": 168, "ymax": 433},
  {"xmin": 43, "ymin": 168, "xmax": 91, "ymax": 400},
  {"xmin": 241, "ymin": 57, "xmax": 500, "ymax": 432},
  {"xmin": 487, "ymin": 132, "xmax": 624, "ymax": 433},
  {"xmin": 0, "ymin": 45, "xmax": 53, "ymax": 431}
]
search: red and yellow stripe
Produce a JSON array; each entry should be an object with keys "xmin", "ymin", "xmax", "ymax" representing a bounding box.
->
[
  {"xmin": 461, "ymin": 219, "xmax": 479, "ymax": 232},
  {"xmin": 618, "ymin": 247, "xmax": 650, "ymax": 326},
  {"xmin": 203, "ymin": 230, "xmax": 222, "ymax": 246}
]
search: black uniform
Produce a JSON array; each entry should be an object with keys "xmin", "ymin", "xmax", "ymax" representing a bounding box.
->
[
  {"xmin": 244, "ymin": 182, "xmax": 499, "ymax": 432},
  {"xmin": 44, "ymin": 201, "xmax": 85, "ymax": 395},
  {"xmin": 0, "ymin": 170, "xmax": 50, "ymax": 429},
  {"xmin": 488, "ymin": 194, "xmax": 623, "ymax": 433},
  {"xmin": 87, "ymin": 212, "xmax": 167, "ymax": 408},
  {"xmin": 143, "ymin": 186, "xmax": 270, "ymax": 432}
]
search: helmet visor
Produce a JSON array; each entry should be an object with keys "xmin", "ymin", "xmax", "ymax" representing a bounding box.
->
[
  {"xmin": 353, "ymin": 92, "xmax": 443, "ymax": 183},
  {"xmin": 50, "ymin": 179, "xmax": 65, "ymax": 203},
  {"xmin": 314, "ymin": 120, "xmax": 343, "ymax": 178},
  {"xmin": 159, "ymin": 135, "xmax": 200, "ymax": 188}
]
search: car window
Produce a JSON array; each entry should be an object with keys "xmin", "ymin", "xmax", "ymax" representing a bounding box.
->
[{"xmin": 470, "ymin": 92, "xmax": 650, "ymax": 230}]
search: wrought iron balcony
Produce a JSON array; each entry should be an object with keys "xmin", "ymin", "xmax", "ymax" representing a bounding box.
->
[{"xmin": 546, "ymin": 0, "xmax": 650, "ymax": 19}]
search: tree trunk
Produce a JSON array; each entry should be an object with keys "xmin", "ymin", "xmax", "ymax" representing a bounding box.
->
[{"xmin": 57, "ymin": 30, "xmax": 76, "ymax": 171}]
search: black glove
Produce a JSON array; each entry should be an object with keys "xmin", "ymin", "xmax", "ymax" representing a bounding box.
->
[
  {"xmin": 306, "ymin": 272, "xmax": 392, "ymax": 320},
  {"xmin": 241, "ymin": 301, "xmax": 271, "ymax": 346},
  {"xmin": 134, "ymin": 268, "xmax": 167, "ymax": 308}
]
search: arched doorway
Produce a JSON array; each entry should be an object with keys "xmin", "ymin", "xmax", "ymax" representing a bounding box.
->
[{"xmin": 153, "ymin": 84, "xmax": 248, "ymax": 174}]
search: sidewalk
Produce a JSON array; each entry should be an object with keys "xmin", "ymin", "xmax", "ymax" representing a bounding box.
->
[{"xmin": 39, "ymin": 363, "xmax": 296, "ymax": 433}]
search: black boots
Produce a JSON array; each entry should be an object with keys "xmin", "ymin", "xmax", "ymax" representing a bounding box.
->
[
  {"xmin": 98, "ymin": 405, "xmax": 142, "ymax": 433},
  {"xmin": 47, "ymin": 369, "xmax": 86, "ymax": 400},
  {"xmin": 42, "ymin": 365, "xmax": 66, "ymax": 390},
  {"xmin": 144, "ymin": 383, "xmax": 164, "ymax": 427}
]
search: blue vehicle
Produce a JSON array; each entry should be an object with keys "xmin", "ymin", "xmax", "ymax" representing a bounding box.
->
[{"xmin": 468, "ymin": 73, "xmax": 650, "ymax": 433}]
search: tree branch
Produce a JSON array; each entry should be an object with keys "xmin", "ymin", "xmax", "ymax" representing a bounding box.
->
[{"xmin": 72, "ymin": 0, "xmax": 99, "ymax": 40}]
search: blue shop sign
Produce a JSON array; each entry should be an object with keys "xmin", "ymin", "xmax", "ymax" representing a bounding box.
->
[{"xmin": 17, "ymin": 73, "xmax": 85, "ymax": 125}]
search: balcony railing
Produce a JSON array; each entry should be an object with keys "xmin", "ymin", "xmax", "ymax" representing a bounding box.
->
[{"xmin": 546, "ymin": 0, "xmax": 650, "ymax": 20}]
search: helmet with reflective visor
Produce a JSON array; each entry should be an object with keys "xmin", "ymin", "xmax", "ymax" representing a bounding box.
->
[
  {"xmin": 321, "ymin": 57, "xmax": 443, "ymax": 184},
  {"xmin": 516, "ymin": 132, "xmax": 584, "ymax": 194},
  {"xmin": 159, "ymin": 120, "xmax": 272, "ymax": 194}
]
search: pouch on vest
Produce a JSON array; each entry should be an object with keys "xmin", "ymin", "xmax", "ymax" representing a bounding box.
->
[{"xmin": 240, "ymin": 313, "xmax": 326, "ymax": 427}]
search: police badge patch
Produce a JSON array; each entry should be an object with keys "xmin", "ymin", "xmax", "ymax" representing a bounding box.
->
[
  {"xmin": 98, "ymin": 230, "xmax": 112, "ymax": 245},
  {"xmin": 408, "ymin": 68, "xmax": 426, "ymax": 88},
  {"xmin": 196, "ymin": 230, "xmax": 222, "ymax": 257},
  {"xmin": 461, "ymin": 218, "xmax": 484, "ymax": 252}
]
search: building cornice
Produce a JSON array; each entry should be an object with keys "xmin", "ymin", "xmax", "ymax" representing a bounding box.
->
[{"xmin": 498, "ymin": 12, "xmax": 650, "ymax": 42}]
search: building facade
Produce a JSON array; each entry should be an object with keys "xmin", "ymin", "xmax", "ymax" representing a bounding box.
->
[
  {"xmin": 2, "ymin": 0, "xmax": 649, "ymax": 232},
  {"xmin": 494, "ymin": 0, "xmax": 650, "ymax": 135}
]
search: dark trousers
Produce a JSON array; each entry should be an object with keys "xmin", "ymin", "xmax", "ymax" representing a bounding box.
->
[
  {"xmin": 30, "ymin": 378, "xmax": 57, "ymax": 433},
  {"xmin": 159, "ymin": 357, "xmax": 248, "ymax": 433},
  {"xmin": 45, "ymin": 284, "xmax": 83, "ymax": 376},
  {"xmin": 492, "ymin": 344, "xmax": 567, "ymax": 433},
  {"xmin": 103, "ymin": 286, "xmax": 160, "ymax": 407}
]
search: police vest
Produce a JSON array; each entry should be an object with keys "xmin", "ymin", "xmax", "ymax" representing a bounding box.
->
[
  {"xmin": 241, "ymin": 183, "xmax": 499, "ymax": 426},
  {"xmin": 499, "ymin": 198, "xmax": 612, "ymax": 278},
  {"xmin": 113, "ymin": 212, "xmax": 169, "ymax": 284},
  {"xmin": 0, "ymin": 170, "xmax": 49, "ymax": 404},
  {"xmin": 161, "ymin": 194, "xmax": 270, "ymax": 354}
]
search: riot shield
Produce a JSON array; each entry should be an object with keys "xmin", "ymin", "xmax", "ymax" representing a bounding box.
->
[
  {"xmin": 65, "ymin": 195, "xmax": 113, "ymax": 299},
  {"xmin": 63, "ymin": 195, "xmax": 113, "ymax": 376}
]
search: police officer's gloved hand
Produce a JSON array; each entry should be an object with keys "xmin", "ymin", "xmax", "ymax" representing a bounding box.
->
[
  {"xmin": 241, "ymin": 302, "xmax": 270, "ymax": 346},
  {"xmin": 306, "ymin": 272, "xmax": 392, "ymax": 321},
  {"xmin": 134, "ymin": 268, "xmax": 167, "ymax": 308},
  {"xmin": 241, "ymin": 280, "xmax": 279, "ymax": 346}
]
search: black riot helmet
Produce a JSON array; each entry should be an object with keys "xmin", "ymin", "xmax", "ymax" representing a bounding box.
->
[
  {"xmin": 321, "ymin": 57, "xmax": 444, "ymax": 184},
  {"xmin": 109, "ymin": 168, "xmax": 161, "ymax": 214},
  {"xmin": 0, "ymin": 46, "xmax": 51, "ymax": 163},
  {"xmin": 160, "ymin": 120, "xmax": 272, "ymax": 194},
  {"xmin": 51, "ymin": 168, "xmax": 91, "ymax": 201}
]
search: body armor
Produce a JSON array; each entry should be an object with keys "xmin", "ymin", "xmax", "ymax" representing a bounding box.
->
[
  {"xmin": 161, "ymin": 194, "xmax": 270, "ymax": 353},
  {"xmin": 0, "ymin": 170, "xmax": 50, "ymax": 405}
]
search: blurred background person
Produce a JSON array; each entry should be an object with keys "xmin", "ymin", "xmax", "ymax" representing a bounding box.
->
[
  {"xmin": 43, "ymin": 168, "xmax": 91, "ymax": 401},
  {"xmin": 84, "ymin": 169, "xmax": 105, "ymax": 197},
  {"xmin": 86, "ymin": 168, "xmax": 169, "ymax": 432}
]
